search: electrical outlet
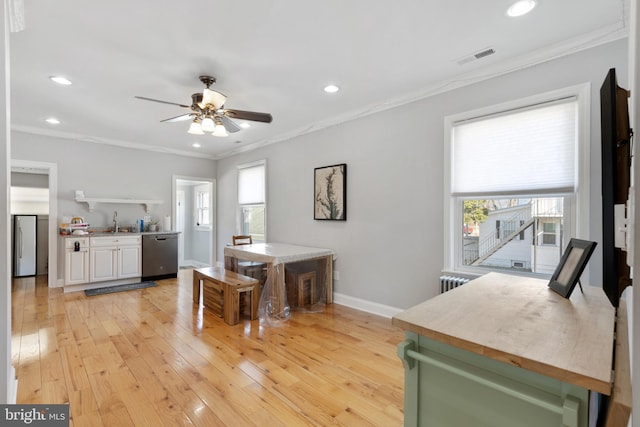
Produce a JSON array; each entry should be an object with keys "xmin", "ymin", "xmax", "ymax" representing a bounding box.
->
[{"xmin": 333, "ymin": 271, "xmax": 340, "ymax": 281}]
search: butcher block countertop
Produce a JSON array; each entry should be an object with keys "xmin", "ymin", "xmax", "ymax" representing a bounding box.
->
[{"xmin": 392, "ymin": 272, "xmax": 615, "ymax": 395}]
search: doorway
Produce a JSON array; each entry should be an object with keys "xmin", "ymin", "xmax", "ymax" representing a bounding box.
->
[
  {"xmin": 10, "ymin": 160, "xmax": 58, "ymax": 287},
  {"xmin": 172, "ymin": 176, "xmax": 216, "ymax": 268}
]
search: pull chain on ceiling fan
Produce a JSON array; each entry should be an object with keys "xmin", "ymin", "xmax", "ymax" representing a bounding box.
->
[{"xmin": 135, "ymin": 75, "xmax": 272, "ymax": 137}]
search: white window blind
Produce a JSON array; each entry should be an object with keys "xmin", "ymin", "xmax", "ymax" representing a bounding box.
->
[
  {"xmin": 451, "ymin": 98, "xmax": 577, "ymax": 196},
  {"xmin": 238, "ymin": 164, "xmax": 265, "ymax": 205}
]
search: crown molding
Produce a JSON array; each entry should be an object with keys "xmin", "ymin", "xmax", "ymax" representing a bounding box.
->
[
  {"xmin": 13, "ymin": 21, "xmax": 630, "ymax": 162},
  {"xmin": 216, "ymin": 22, "xmax": 628, "ymax": 159},
  {"xmin": 11, "ymin": 125, "xmax": 218, "ymax": 160}
]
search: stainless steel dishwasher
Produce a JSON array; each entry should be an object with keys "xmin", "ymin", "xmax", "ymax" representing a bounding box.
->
[{"xmin": 142, "ymin": 233, "xmax": 178, "ymax": 280}]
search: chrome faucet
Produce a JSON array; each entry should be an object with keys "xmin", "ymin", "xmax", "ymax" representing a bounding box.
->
[{"xmin": 113, "ymin": 210, "xmax": 119, "ymax": 232}]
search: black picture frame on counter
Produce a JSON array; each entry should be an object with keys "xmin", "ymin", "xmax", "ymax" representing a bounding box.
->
[{"xmin": 548, "ymin": 238, "xmax": 597, "ymax": 298}]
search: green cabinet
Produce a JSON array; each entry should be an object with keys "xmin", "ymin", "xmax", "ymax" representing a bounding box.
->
[
  {"xmin": 398, "ymin": 332, "xmax": 586, "ymax": 427},
  {"xmin": 392, "ymin": 273, "xmax": 615, "ymax": 427}
]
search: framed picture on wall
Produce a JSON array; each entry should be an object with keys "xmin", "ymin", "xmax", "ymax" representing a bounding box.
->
[
  {"xmin": 548, "ymin": 238, "xmax": 597, "ymax": 298},
  {"xmin": 314, "ymin": 164, "xmax": 347, "ymax": 221}
]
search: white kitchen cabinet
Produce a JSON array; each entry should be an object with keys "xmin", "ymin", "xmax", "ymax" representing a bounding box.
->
[
  {"xmin": 64, "ymin": 237, "xmax": 89, "ymax": 285},
  {"xmin": 90, "ymin": 235, "xmax": 141, "ymax": 282},
  {"xmin": 118, "ymin": 244, "xmax": 141, "ymax": 278},
  {"xmin": 90, "ymin": 245, "xmax": 118, "ymax": 282}
]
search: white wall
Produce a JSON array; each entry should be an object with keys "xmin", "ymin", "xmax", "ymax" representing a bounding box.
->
[
  {"xmin": 1, "ymin": 0, "xmax": 13, "ymax": 404},
  {"xmin": 217, "ymin": 39, "xmax": 628, "ymax": 311},
  {"xmin": 11, "ymin": 132, "xmax": 217, "ymax": 282}
]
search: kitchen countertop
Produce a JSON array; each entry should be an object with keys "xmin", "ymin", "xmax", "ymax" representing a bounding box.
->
[
  {"xmin": 61, "ymin": 231, "xmax": 180, "ymax": 237},
  {"xmin": 392, "ymin": 272, "xmax": 615, "ymax": 395}
]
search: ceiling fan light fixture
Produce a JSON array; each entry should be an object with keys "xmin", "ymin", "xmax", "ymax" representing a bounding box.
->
[
  {"xmin": 187, "ymin": 120, "xmax": 204, "ymax": 135},
  {"xmin": 201, "ymin": 117, "xmax": 216, "ymax": 132},
  {"xmin": 507, "ymin": 0, "xmax": 536, "ymax": 17},
  {"xmin": 202, "ymin": 88, "xmax": 227, "ymax": 110},
  {"xmin": 212, "ymin": 123, "xmax": 228, "ymax": 137}
]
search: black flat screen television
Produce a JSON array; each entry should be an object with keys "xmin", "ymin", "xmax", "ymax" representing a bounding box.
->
[{"xmin": 600, "ymin": 68, "xmax": 632, "ymax": 308}]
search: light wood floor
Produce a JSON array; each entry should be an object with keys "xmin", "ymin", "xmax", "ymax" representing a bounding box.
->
[{"xmin": 11, "ymin": 270, "xmax": 405, "ymax": 426}]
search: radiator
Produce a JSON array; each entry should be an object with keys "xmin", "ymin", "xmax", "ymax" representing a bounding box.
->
[{"xmin": 439, "ymin": 275, "xmax": 470, "ymax": 293}]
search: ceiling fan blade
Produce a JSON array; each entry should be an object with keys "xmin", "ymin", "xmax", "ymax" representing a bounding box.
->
[
  {"xmin": 135, "ymin": 96, "xmax": 190, "ymax": 108},
  {"xmin": 223, "ymin": 109, "xmax": 273, "ymax": 123},
  {"xmin": 161, "ymin": 113, "xmax": 194, "ymax": 123},
  {"xmin": 218, "ymin": 115, "xmax": 241, "ymax": 133}
]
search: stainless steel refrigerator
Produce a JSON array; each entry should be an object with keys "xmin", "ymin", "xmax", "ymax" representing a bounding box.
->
[{"xmin": 14, "ymin": 215, "xmax": 37, "ymax": 277}]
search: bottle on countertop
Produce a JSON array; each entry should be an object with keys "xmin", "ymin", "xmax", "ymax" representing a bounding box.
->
[{"xmin": 140, "ymin": 219, "xmax": 145, "ymax": 233}]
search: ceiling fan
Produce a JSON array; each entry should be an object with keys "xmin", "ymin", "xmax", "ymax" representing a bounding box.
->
[{"xmin": 135, "ymin": 75, "xmax": 273, "ymax": 137}]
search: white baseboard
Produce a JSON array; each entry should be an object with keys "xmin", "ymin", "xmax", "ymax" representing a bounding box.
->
[
  {"xmin": 333, "ymin": 292, "xmax": 404, "ymax": 319},
  {"xmin": 181, "ymin": 259, "xmax": 209, "ymax": 268}
]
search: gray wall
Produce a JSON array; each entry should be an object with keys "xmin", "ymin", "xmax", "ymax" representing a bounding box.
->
[
  {"xmin": 8, "ymin": 39, "xmax": 630, "ymax": 309},
  {"xmin": 217, "ymin": 39, "xmax": 629, "ymax": 310},
  {"xmin": 11, "ymin": 133, "xmax": 217, "ymax": 281}
]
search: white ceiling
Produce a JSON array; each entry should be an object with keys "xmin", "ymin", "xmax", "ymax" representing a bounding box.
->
[{"xmin": 9, "ymin": 0, "xmax": 629, "ymax": 159}]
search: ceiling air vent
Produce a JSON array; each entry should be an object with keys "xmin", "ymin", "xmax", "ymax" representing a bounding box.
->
[{"xmin": 456, "ymin": 48, "xmax": 496, "ymax": 66}]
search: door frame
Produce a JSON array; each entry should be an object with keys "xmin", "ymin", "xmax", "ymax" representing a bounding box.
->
[
  {"xmin": 172, "ymin": 175, "xmax": 216, "ymax": 267},
  {"xmin": 11, "ymin": 159, "xmax": 58, "ymax": 287}
]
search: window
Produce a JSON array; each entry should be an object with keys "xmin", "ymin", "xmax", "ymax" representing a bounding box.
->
[
  {"xmin": 444, "ymin": 85, "xmax": 590, "ymax": 277},
  {"xmin": 540, "ymin": 219, "xmax": 561, "ymax": 246},
  {"xmin": 194, "ymin": 185, "xmax": 211, "ymax": 229},
  {"xmin": 238, "ymin": 160, "xmax": 266, "ymax": 242}
]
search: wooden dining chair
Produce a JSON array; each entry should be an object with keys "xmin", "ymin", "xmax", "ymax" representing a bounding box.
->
[
  {"xmin": 232, "ymin": 235, "xmax": 253, "ymax": 246},
  {"xmin": 231, "ymin": 235, "xmax": 266, "ymax": 308}
]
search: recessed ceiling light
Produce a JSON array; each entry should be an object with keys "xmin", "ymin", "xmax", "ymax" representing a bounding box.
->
[
  {"xmin": 239, "ymin": 122, "xmax": 250, "ymax": 129},
  {"xmin": 45, "ymin": 117, "xmax": 60, "ymax": 125},
  {"xmin": 49, "ymin": 76, "xmax": 72, "ymax": 85},
  {"xmin": 507, "ymin": 0, "xmax": 536, "ymax": 17},
  {"xmin": 192, "ymin": 142, "xmax": 201, "ymax": 148},
  {"xmin": 323, "ymin": 84, "xmax": 340, "ymax": 93}
]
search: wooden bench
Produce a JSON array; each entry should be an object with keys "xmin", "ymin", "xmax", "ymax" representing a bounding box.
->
[{"xmin": 192, "ymin": 267, "xmax": 260, "ymax": 325}]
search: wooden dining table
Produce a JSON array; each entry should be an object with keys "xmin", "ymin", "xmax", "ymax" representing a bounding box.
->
[{"xmin": 224, "ymin": 242, "xmax": 335, "ymax": 318}]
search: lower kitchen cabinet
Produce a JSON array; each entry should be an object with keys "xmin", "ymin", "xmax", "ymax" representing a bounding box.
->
[
  {"xmin": 89, "ymin": 246, "xmax": 118, "ymax": 282},
  {"xmin": 64, "ymin": 237, "xmax": 89, "ymax": 285},
  {"xmin": 89, "ymin": 235, "xmax": 141, "ymax": 283},
  {"xmin": 118, "ymin": 244, "xmax": 142, "ymax": 278}
]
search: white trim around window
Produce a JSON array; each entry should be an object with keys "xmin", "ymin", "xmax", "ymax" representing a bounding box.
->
[
  {"xmin": 237, "ymin": 159, "xmax": 267, "ymax": 242},
  {"xmin": 443, "ymin": 83, "xmax": 591, "ymax": 277}
]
